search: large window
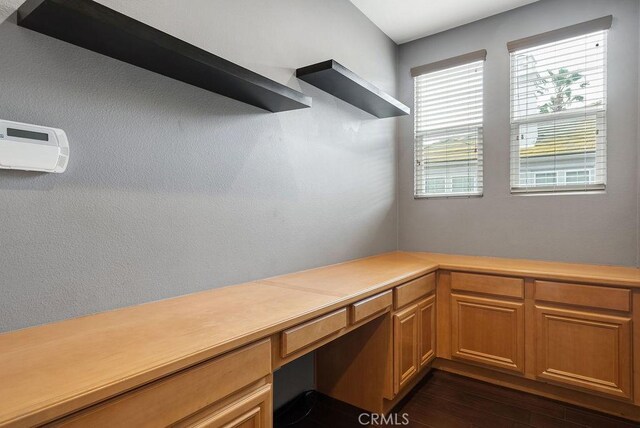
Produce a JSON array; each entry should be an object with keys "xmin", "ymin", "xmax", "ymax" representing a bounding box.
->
[
  {"xmin": 509, "ymin": 20, "xmax": 609, "ymax": 193},
  {"xmin": 412, "ymin": 50, "xmax": 485, "ymax": 198}
]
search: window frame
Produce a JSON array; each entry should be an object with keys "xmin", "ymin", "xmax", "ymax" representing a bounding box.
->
[
  {"xmin": 508, "ymin": 29, "xmax": 608, "ymax": 195},
  {"xmin": 412, "ymin": 52, "xmax": 486, "ymax": 199}
]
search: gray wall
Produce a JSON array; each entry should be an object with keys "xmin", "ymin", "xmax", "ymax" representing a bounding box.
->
[
  {"xmin": 0, "ymin": 0, "xmax": 399, "ymax": 406},
  {"xmin": 0, "ymin": 0, "xmax": 398, "ymax": 331},
  {"xmin": 397, "ymin": 0, "xmax": 640, "ymax": 267}
]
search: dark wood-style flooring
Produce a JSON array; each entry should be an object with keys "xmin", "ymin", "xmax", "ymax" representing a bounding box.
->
[{"xmin": 275, "ymin": 370, "xmax": 640, "ymax": 427}]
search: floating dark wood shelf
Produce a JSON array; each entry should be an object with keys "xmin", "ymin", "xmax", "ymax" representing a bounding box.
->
[
  {"xmin": 17, "ymin": 0, "xmax": 311, "ymax": 113},
  {"xmin": 296, "ymin": 60, "xmax": 409, "ymax": 118}
]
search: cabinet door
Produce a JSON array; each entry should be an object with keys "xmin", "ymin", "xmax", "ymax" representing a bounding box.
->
[
  {"xmin": 536, "ymin": 306, "xmax": 632, "ymax": 400},
  {"xmin": 393, "ymin": 304, "xmax": 418, "ymax": 394},
  {"xmin": 418, "ymin": 295, "xmax": 436, "ymax": 368},
  {"xmin": 175, "ymin": 384, "xmax": 272, "ymax": 428},
  {"xmin": 451, "ymin": 294, "xmax": 525, "ymax": 374}
]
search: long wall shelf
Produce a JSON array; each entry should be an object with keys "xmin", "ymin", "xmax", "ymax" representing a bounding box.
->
[
  {"xmin": 296, "ymin": 60, "xmax": 409, "ymax": 118},
  {"xmin": 17, "ymin": 0, "xmax": 312, "ymax": 113}
]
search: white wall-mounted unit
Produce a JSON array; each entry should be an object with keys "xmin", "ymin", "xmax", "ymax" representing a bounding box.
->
[{"xmin": 0, "ymin": 120, "xmax": 69, "ymax": 173}]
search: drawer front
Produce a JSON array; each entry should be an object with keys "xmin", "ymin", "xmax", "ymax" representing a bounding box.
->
[
  {"xmin": 452, "ymin": 272, "xmax": 524, "ymax": 299},
  {"xmin": 174, "ymin": 384, "xmax": 272, "ymax": 428},
  {"xmin": 351, "ymin": 291, "xmax": 393, "ymax": 324},
  {"xmin": 281, "ymin": 309, "xmax": 347, "ymax": 357},
  {"xmin": 48, "ymin": 340, "xmax": 271, "ymax": 427},
  {"xmin": 394, "ymin": 273, "xmax": 436, "ymax": 309},
  {"xmin": 535, "ymin": 281, "xmax": 630, "ymax": 312}
]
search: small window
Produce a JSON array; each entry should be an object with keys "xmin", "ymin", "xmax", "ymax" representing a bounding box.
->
[
  {"xmin": 566, "ymin": 169, "xmax": 593, "ymax": 184},
  {"xmin": 413, "ymin": 51, "xmax": 485, "ymax": 198},
  {"xmin": 452, "ymin": 175, "xmax": 476, "ymax": 193},
  {"xmin": 426, "ymin": 177, "xmax": 447, "ymax": 194},
  {"xmin": 509, "ymin": 24, "xmax": 608, "ymax": 194},
  {"xmin": 535, "ymin": 172, "xmax": 558, "ymax": 186}
]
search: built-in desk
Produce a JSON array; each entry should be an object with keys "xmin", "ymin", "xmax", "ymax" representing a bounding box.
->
[{"xmin": 1, "ymin": 252, "xmax": 640, "ymax": 426}]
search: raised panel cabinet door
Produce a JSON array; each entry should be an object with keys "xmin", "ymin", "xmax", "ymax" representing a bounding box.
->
[
  {"xmin": 418, "ymin": 295, "xmax": 436, "ymax": 368},
  {"xmin": 451, "ymin": 294, "xmax": 525, "ymax": 374},
  {"xmin": 175, "ymin": 384, "xmax": 272, "ymax": 428},
  {"xmin": 535, "ymin": 306, "xmax": 632, "ymax": 400},
  {"xmin": 393, "ymin": 304, "xmax": 419, "ymax": 394}
]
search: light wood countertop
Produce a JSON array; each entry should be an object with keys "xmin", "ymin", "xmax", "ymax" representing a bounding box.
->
[
  {"xmin": 412, "ymin": 252, "xmax": 640, "ymax": 287},
  {"xmin": 262, "ymin": 251, "xmax": 434, "ymax": 297},
  {"xmin": 1, "ymin": 251, "xmax": 639, "ymax": 426},
  {"xmin": 0, "ymin": 252, "xmax": 435, "ymax": 427}
]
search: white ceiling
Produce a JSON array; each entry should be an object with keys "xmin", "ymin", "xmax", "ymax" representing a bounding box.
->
[{"xmin": 350, "ymin": 0, "xmax": 541, "ymax": 44}]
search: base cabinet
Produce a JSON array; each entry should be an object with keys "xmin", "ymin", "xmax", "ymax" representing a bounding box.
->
[
  {"xmin": 393, "ymin": 295, "xmax": 436, "ymax": 395},
  {"xmin": 175, "ymin": 384, "xmax": 272, "ymax": 428},
  {"xmin": 393, "ymin": 304, "xmax": 419, "ymax": 394},
  {"xmin": 535, "ymin": 305, "xmax": 632, "ymax": 400},
  {"xmin": 45, "ymin": 341, "xmax": 272, "ymax": 428},
  {"xmin": 418, "ymin": 295, "xmax": 436, "ymax": 368},
  {"xmin": 450, "ymin": 294, "xmax": 525, "ymax": 374}
]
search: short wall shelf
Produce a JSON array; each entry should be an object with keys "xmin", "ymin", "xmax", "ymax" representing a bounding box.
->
[
  {"xmin": 17, "ymin": 0, "xmax": 312, "ymax": 113},
  {"xmin": 296, "ymin": 60, "xmax": 409, "ymax": 118}
]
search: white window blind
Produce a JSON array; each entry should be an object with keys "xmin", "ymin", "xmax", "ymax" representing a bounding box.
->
[
  {"xmin": 509, "ymin": 24, "xmax": 608, "ymax": 194},
  {"xmin": 413, "ymin": 55, "xmax": 484, "ymax": 198}
]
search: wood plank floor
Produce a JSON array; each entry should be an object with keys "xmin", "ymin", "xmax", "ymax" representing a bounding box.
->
[{"xmin": 275, "ymin": 370, "xmax": 640, "ymax": 427}]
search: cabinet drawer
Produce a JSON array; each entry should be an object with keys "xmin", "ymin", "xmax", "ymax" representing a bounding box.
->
[
  {"xmin": 281, "ymin": 309, "xmax": 347, "ymax": 357},
  {"xmin": 351, "ymin": 291, "xmax": 393, "ymax": 324},
  {"xmin": 47, "ymin": 340, "xmax": 271, "ymax": 427},
  {"xmin": 535, "ymin": 281, "xmax": 630, "ymax": 312},
  {"xmin": 452, "ymin": 272, "xmax": 524, "ymax": 299},
  {"xmin": 174, "ymin": 383, "xmax": 272, "ymax": 428},
  {"xmin": 394, "ymin": 273, "xmax": 435, "ymax": 309}
]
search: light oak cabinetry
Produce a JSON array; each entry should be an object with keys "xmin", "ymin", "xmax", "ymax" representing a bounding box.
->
[
  {"xmin": 418, "ymin": 295, "xmax": 436, "ymax": 368},
  {"xmin": 46, "ymin": 340, "xmax": 272, "ymax": 428},
  {"xmin": 393, "ymin": 293, "xmax": 437, "ymax": 394},
  {"xmin": 532, "ymin": 280, "xmax": 633, "ymax": 401},
  {"xmin": 6, "ymin": 252, "xmax": 640, "ymax": 426},
  {"xmin": 394, "ymin": 273, "xmax": 435, "ymax": 309},
  {"xmin": 174, "ymin": 384, "xmax": 272, "ymax": 428},
  {"xmin": 281, "ymin": 309, "xmax": 347, "ymax": 358},
  {"xmin": 451, "ymin": 294, "xmax": 525, "ymax": 374},
  {"xmin": 451, "ymin": 272, "xmax": 524, "ymax": 299},
  {"xmin": 350, "ymin": 291, "xmax": 393, "ymax": 324},
  {"xmin": 441, "ymin": 274, "xmax": 636, "ymax": 406},
  {"xmin": 535, "ymin": 280, "xmax": 631, "ymax": 312},
  {"xmin": 393, "ymin": 304, "xmax": 419, "ymax": 394},
  {"xmin": 315, "ymin": 276, "xmax": 436, "ymax": 414},
  {"xmin": 535, "ymin": 305, "xmax": 632, "ymax": 400}
]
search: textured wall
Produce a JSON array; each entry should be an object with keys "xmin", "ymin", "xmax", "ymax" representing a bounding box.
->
[
  {"xmin": 0, "ymin": 0, "xmax": 399, "ymax": 408},
  {"xmin": 0, "ymin": 0, "xmax": 398, "ymax": 331},
  {"xmin": 397, "ymin": 0, "xmax": 640, "ymax": 266}
]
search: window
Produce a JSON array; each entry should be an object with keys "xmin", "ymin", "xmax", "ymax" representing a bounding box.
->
[
  {"xmin": 412, "ymin": 50, "xmax": 485, "ymax": 198},
  {"xmin": 535, "ymin": 171, "xmax": 558, "ymax": 186},
  {"xmin": 566, "ymin": 169, "xmax": 593, "ymax": 184},
  {"xmin": 509, "ymin": 17, "xmax": 610, "ymax": 193}
]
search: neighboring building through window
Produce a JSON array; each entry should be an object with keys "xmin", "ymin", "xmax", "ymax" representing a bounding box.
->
[
  {"xmin": 509, "ymin": 18, "xmax": 609, "ymax": 193},
  {"xmin": 412, "ymin": 50, "xmax": 486, "ymax": 198}
]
